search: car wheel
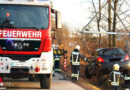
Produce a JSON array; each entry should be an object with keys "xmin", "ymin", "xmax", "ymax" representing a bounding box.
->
[
  {"xmin": 85, "ymin": 67, "xmax": 91, "ymax": 79},
  {"xmin": 40, "ymin": 74, "xmax": 52, "ymax": 89},
  {"xmin": 96, "ymin": 68, "xmax": 102, "ymax": 81}
]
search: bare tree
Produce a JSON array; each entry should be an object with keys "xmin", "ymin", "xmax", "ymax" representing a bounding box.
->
[
  {"xmin": 80, "ymin": 0, "xmax": 130, "ymax": 51},
  {"xmin": 112, "ymin": 0, "xmax": 118, "ymax": 47},
  {"xmin": 92, "ymin": 0, "xmax": 102, "ymax": 46},
  {"xmin": 108, "ymin": 0, "xmax": 112, "ymax": 47}
]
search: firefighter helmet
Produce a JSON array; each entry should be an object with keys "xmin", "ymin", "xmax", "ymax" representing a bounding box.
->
[
  {"xmin": 75, "ymin": 45, "xmax": 80, "ymax": 50},
  {"xmin": 61, "ymin": 44, "xmax": 64, "ymax": 47},
  {"xmin": 113, "ymin": 64, "xmax": 120, "ymax": 71},
  {"xmin": 59, "ymin": 44, "xmax": 64, "ymax": 49}
]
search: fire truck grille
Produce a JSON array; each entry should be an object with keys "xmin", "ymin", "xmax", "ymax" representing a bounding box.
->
[{"xmin": 0, "ymin": 39, "xmax": 41, "ymax": 51}]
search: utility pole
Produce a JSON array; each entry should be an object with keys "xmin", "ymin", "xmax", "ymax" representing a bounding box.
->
[
  {"xmin": 108, "ymin": 0, "xmax": 112, "ymax": 48},
  {"xmin": 112, "ymin": 0, "xmax": 118, "ymax": 47}
]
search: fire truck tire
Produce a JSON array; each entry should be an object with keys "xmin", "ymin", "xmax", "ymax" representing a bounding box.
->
[{"xmin": 40, "ymin": 74, "xmax": 52, "ymax": 89}]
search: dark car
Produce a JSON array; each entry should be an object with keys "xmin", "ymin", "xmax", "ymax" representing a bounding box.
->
[{"xmin": 85, "ymin": 48, "xmax": 130, "ymax": 79}]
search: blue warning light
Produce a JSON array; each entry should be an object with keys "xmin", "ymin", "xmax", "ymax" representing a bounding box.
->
[{"xmin": 12, "ymin": 63, "xmax": 15, "ymax": 66}]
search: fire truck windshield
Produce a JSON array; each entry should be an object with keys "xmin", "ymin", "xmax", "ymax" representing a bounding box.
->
[{"xmin": 0, "ymin": 5, "xmax": 49, "ymax": 30}]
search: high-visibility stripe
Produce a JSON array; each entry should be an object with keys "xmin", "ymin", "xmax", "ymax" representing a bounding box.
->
[
  {"xmin": 55, "ymin": 56, "xmax": 62, "ymax": 58},
  {"xmin": 74, "ymin": 74, "xmax": 79, "ymax": 77},
  {"xmin": 72, "ymin": 52, "xmax": 80, "ymax": 64},
  {"xmin": 71, "ymin": 74, "xmax": 75, "ymax": 77},
  {"xmin": 111, "ymin": 82, "xmax": 119, "ymax": 86},
  {"xmin": 114, "ymin": 72, "xmax": 121, "ymax": 74},
  {"xmin": 72, "ymin": 62, "xmax": 80, "ymax": 65},
  {"xmin": 71, "ymin": 74, "xmax": 79, "ymax": 80},
  {"xmin": 111, "ymin": 71, "xmax": 120, "ymax": 86},
  {"xmin": 113, "ymin": 72, "xmax": 116, "ymax": 84},
  {"xmin": 71, "ymin": 74, "xmax": 79, "ymax": 77},
  {"xmin": 72, "ymin": 52, "xmax": 79, "ymax": 55},
  {"xmin": 125, "ymin": 77, "xmax": 130, "ymax": 80},
  {"xmin": 54, "ymin": 69, "xmax": 60, "ymax": 71},
  {"xmin": 55, "ymin": 58, "xmax": 60, "ymax": 61}
]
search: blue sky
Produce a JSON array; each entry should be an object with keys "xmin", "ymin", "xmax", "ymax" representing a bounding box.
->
[{"xmin": 51, "ymin": 0, "xmax": 91, "ymax": 30}]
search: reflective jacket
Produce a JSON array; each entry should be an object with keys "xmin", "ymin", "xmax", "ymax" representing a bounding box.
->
[
  {"xmin": 109, "ymin": 71, "xmax": 121, "ymax": 86},
  {"xmin": 70, "ymin": 49, "xmax": 88, "ymax": 65}
]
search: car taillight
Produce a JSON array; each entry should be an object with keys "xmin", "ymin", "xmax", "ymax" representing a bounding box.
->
[
  {"xmin": 42, "ymin": 38, "xmax": 52, "ymax": 52},
  {"xmin": 124, "ymin": 55, "xmax": 129, "ymax": 61},
  {"xmin": 97, "ymin": 57, "xmax": 105, "ymax": 62}
]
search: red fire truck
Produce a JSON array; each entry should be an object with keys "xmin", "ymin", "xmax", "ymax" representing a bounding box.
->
[{"xmin": 0, "ymin": 0, "xmax": 61, "ymax": 89}]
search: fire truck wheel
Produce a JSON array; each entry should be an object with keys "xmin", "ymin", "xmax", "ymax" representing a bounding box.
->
[{"xmin": 40, "ymin": 74, "xmax": 52, "ymax": 89}]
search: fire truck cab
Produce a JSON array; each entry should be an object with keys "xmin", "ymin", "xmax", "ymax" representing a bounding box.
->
[{"xmin": 0, "ymin": 0, "xmax": 61, "ymax": 89}]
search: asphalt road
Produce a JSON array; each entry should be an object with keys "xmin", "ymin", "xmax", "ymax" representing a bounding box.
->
[{"xmin": 3, "ymin": 73, "xmax": 85, "ymax": 90}]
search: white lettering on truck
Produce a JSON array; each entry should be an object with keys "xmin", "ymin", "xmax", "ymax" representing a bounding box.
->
[
  {"xmin": 22, "ymin": 31, "xmax": 28, "ymax": 37},
  {"xmin": 0, "ymin": 30, "xmax": 42, "ymax": 38}
]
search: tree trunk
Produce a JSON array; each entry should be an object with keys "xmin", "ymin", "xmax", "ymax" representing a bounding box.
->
[
  {"xmin": 108, "ymin": 0, "xmax": 112, "ymax": 48},
  {"xmin": 112, "ymin": 0, "xmax": 118, "ymax": 47},
  {"xmin": 98, "ymin": 0, "xmax": 101, "ymax": 47}
]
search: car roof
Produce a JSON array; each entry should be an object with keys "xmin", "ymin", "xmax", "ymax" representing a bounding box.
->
[{"xmin": 96, "ymin": 48, "xmax": 121, "ymax": 51}]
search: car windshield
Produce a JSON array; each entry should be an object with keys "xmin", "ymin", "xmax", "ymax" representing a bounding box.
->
[
  {"xmin": 100, "ymin": 49, "xmax": 125, "ymax": 56},
  {"xmin": 0, "ymin": 5, "xmax": 49, "ymax": 30}
]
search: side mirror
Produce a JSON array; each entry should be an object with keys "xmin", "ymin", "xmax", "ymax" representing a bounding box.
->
[{"xmin": 56, "ymin": 11, "xmax": 62, "ymax": 29}]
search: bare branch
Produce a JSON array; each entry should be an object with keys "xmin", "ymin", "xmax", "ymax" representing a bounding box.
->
[
  {"xmin": 81, "ymin": 1, "xmax": 108, "ymax": 31},
  {"xmin": 111, "ymin": 0, "xmax": 129, "ymax": 32}
]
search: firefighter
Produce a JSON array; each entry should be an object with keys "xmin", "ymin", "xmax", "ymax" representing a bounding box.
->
[
  {"xmin": 53, "ymin": 45, "xmax": 64, "ymax": 73},
  {"xmin": 108, "ymin": 64, "xmax": 122, "ymax": 90},
  {"xmin": 124, "ymin": 70, "xmax": 130, "ymax": 90},
  {"xmin": 70, "ymin": 45, "xmax": 89, "ymax": 81}
]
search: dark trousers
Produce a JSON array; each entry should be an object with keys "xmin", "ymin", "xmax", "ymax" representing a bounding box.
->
[
  {"xmin": 72, "ymin": 65, "xmax": 80, "ymax": 74},
  {"xmin": 71, "ymin": 65, "xmax": 80, "ymax": 80},
  {"xmin": 125, "ymin": 80, "xmax": 130, "ymax": 88},
  {"xmin": 54, "ymin": 61, "xmax": 60, "ymax": 69},
  {"xmin": 110, "ymin": 86, "xmax": 118, "ymax": 90}
]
